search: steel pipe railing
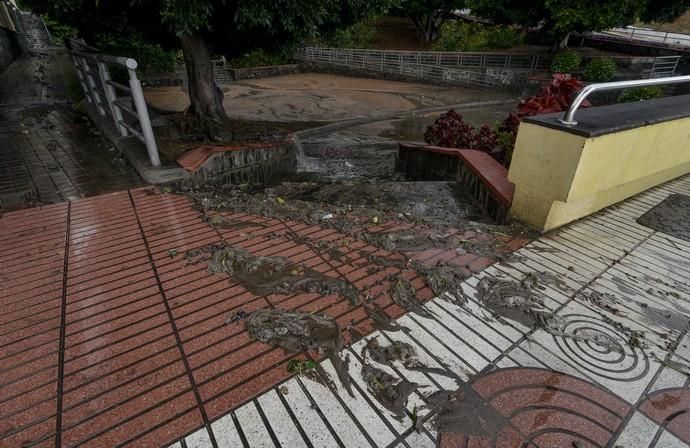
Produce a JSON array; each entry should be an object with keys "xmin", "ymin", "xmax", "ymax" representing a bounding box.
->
[
  {"xmin": 559, "ymin": 75, "xmax": 690, "ymax": 126},
  {"xmin": 66, "ymin": 38, "xmax": 161, "ymax": 167}
]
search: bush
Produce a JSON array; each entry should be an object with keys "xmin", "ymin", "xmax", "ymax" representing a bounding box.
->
[
  {"xmin": 619, "ymin": 86, "xmax": 664, "ymax": 103},
  {"xmin": 227, "ymin": 49, "xmax": 292, "ymax": 68},
  {"xmin": 551, "ymin": 50, "xmax": 581, "ymax": 74},
  {"xmin": 486, "ymin": 26, "xmax": 524, "ymax": 49},
  {"xmin": 95, "ymin": 31, "xmax": 176, "ymax": 75},
  {"xmin": 326, "ymin": 18, "xmax": 378, "ymax": 49},
  {"xmin": 583, "ymin": 58, "xmax": 617, "ymax": 82},
  {"xmin": 42, "ymin": 14, "xmax": 76, "ymax": 43},
  {"xmin": 423, "ymin": 110, "xmax": 512, "ymax": 166},
  {"xmin": 433, "ymin": 22, "xmax": 523, "ymax": 51},
  {"xmin": 424, "ymin": 75, "xmax": 589, "ymax": 167},
  {"xmin": 433, "ymin": 22, "xmax": 489, "ymax": 51}
]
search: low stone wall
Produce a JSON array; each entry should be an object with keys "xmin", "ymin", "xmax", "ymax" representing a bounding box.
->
[
  {"xmin": 229, "ymin": 64, "xmax": 300, "ymax": 80},
  {"xmin": 142, "ymin": 64, "xmax": 301, "ymax": 86},
  {"xmin": 301, "ymin": 61, "xmax": 528, "ymax": 90},
  {"xmin": 509, "ymin": 94, "xmax": 690, "ymax": 231},
  {"xmin": 185, "ymin": 139, "xmax": 298, "ymax": 185}
]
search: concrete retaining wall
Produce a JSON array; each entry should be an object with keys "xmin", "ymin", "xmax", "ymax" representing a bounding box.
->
[
  {"xmin": 396, "ymin": 144, "xmax": 459, "ymax": 180},
  {"xmin": 509, "ymin": 94, "xmax": 690, "ymax": 231},
  {"xmin": 187, "ymin": 140, "xmax": 297, "ymax": 185}
]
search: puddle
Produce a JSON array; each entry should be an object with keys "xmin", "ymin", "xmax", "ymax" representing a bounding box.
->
[{"xmin": 186, "ymin": 243, "xmax": 360, "ymax": 304}]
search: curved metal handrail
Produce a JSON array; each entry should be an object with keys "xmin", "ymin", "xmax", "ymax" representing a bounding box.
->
[{"xmin": 559, "ymin": 75, "xmax": 690, "ymax": 125}]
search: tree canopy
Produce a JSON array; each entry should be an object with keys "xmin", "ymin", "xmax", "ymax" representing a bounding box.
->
[
  {"xmin": 24, "ymin": 0, "xmax": 390, "ymax": 121},
  {"xmin": 394, "ymin": 0, "xmax": 467, "ymax": 42},
  {"xmin": 469, "ymin": 0, "xmax": 690, "ymax": 43}
]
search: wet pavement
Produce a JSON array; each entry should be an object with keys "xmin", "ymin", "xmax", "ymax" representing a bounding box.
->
[
  {"xmin": 145, "ymin": 73, "xmax": 516, "ymax": 125},
  {"xmin": 3, "ymin": 173, "xmax": 690, "ymax": 447},
  {"xmin": 174, "ymin": 174, "xmax": 690, "ymax": 448},
  {"xmin": 0, "ymin": 49, "xmax": 142, "ymax": 210}
]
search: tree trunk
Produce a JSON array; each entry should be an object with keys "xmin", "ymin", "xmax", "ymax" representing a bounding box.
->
[{"xmin": 179, "ymin": 32, "xmax": 226, "ymax": 122}]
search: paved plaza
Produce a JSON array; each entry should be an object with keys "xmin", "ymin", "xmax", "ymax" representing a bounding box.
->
[{"xmin": 1, "ymin": 174, "xmax": 690, "ymax": 447}]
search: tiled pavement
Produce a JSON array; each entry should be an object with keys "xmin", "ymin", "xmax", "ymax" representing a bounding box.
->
[
  {"xmin": 2, "ymin": 176, "xmax": 690, "ymax": 447},
  {"xmin": 0, "ymin": 106, "xmax": 143, "ymax": 209}
]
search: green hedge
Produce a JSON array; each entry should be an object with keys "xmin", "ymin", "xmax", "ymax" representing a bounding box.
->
[{"xmin": 433, "ymin": 22, "xmax": 523, "ymax": 52}]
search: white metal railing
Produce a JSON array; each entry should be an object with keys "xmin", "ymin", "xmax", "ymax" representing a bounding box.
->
[
  {"xmin": 605, "ymin": 26, "xmax": 690, "ymax": 48},
  {"xmin": 298, "ymin": 46, "xmax": 551, "ymax": 71},
  {"xmin": 296, "ymin": 47, "xmax": 523, "ymax": 88},
  {"xmin": 648, "ymin": 55, "xmax": 681, "ymax": 78},
  {"xmin": 67, "ymin": 38, "xmax": 161, "ymax": 167},
  {"xmin": 559, "ymin": 75, "xmax": 690, "ymax": 125}
]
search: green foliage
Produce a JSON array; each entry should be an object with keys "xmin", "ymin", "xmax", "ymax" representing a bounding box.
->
[
  {"xmin": 486, "ymin": 25, "xmax": 525, "ymax": 48},
  {"xmin": 95, "ymin": 30, "xmax": 177, "ymax": 74},
  {"xmin": 42, "ymin": 13, "xmax": 76, "ymax": 42},
  {"xmin": 433, "ymin": 21, "xmax": 523, "ymax": 51},
  {"xmin": 468, "ymin": 0, "xmax": 690, "ymax": 42},
  {"xmin": 394, "ymin": 0, "xmax": 468, "ymax": 41},
  {"xmin": 583, "ymin": 57, "xmax": 617, "ymax": 82},
  {"xmin": 227, "ymin": 48, "xmax": 292, "ymax": 68},
  {"xmin": 551, "ymin": 50, "xmax": 581, "ymax": 74},
  {"xmin": 326, "ymin": 17, "xmax": 378, "ymax": 48},
  {"xmin": 619, "ymin": 86, "xmax": 664, "ymax": 102}
]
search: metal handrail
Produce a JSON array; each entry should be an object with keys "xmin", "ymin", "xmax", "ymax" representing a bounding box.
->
[
  {"xmin": 559, "ymin": 75, "xmax": 690, "ymax": 125},
  {"xmin": 66, "ymin": 38, "xmax": 161, "ymax": 167}
]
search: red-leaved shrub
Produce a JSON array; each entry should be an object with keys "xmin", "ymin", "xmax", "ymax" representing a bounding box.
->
[{"xmin": 424, "ymin": 75, "xmax": 588, "ymax": 167}]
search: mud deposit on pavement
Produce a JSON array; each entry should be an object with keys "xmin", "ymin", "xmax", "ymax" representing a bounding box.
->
[
  {"xmin": 186, "ymin": 243, "xmax": 360, "ymax": 304},
  {"xmin": 246, "ymin": 309, "xmax": 353, "ymax": 394},
  {"xmin": 361, "ymin": 364, "xmax": 418, "ymax": 418},
  {"xmin": 427, "ymin": 386, "xmax": 508, "ymax": 437},
  {"xmin": 476, "ymin": 277, "xmax": 562, "ymax": 331}
]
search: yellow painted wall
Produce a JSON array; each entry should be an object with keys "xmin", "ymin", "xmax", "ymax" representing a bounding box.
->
[{"xmin": 508, "ymin": 117, "xmax": 690, "ymax": 231}]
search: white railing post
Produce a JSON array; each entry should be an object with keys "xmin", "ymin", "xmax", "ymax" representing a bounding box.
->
[
  {"xmin": 71, "ymin": 56, "xmax": 91, "ymax": 103},
  {"xmin": 126, "ymin": 60, "xmax": 161, "ymax": 167},
  {"xmin": 97, "ymin": 62, "xmax": 128, "ymax": 137},
  {"xmin": 81, "ymin": 58, "xmax": 105, "ymax": 115}
]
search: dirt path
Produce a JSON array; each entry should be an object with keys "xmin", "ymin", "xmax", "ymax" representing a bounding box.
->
[{"xmin": 145, "ymin": 73, "xmax": 515, "ymax": 124}]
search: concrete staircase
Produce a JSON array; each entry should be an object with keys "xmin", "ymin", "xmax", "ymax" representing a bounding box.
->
[{"xmin": 20, "ymin": 12, "xmax": 52, "ymax": 50}]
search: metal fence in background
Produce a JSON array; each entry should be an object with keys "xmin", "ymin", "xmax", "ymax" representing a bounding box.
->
[
  {"xmin": 605, "ymin": 27, "xmax": 690, "ymax": 48},
  {"xmin": 649, "ymin": 56, "xmax": 682, "ymax": 78},
  {"xmin": 295, "ymin": 47, "xmax": 525, "ymax": 89},
  {"xmin": 298, "ymin": 47, "xmax": 552, "ymax": 71},
  {"xmin": 67, "ymin": 38, "xmax": 161, "ymax": 167}
]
